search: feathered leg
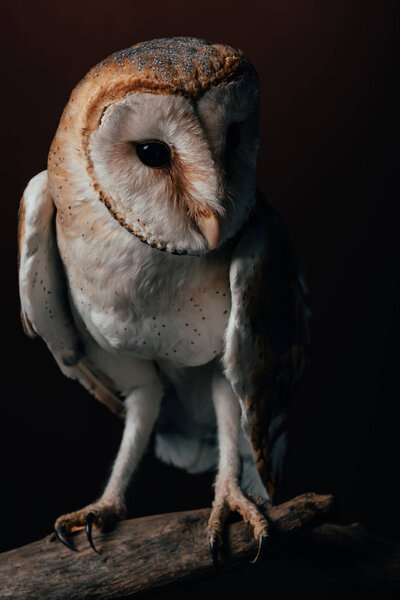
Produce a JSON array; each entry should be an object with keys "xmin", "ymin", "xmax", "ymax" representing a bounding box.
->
[
  {"xmin": 55, "ymin": 380, "xmax": 163, "ymax": 551},
  {"xmin": 207, "ymin": 371, "xmax": 270, "ymax": 565}
]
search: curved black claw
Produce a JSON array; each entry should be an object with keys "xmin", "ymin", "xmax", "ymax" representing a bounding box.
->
[
  {"xmin": 55, "ymin": 526, "xmax": 78, "ymax": 552},
  {"xmin": 249, "ymin": 535, "xmax": 269, "ymax": 565},
  {"xmin": 209, "ymin": 540, "xmax": 220, "ymax": 568},
  {"xmin": 85, "ymin": 512, "xmax": 99, "ymax": 553}
]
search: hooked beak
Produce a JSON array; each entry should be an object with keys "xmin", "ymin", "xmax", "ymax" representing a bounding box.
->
[{"xmin": 195, "ymin": 212, "xmax": 221, "ymax": 251}]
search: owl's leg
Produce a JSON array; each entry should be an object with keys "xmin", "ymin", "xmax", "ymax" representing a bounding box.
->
[
  {"xmin": 239, "ymin": 430, "xmax": 271, "ymax": 500},
  {"xmin": 55, "ymin": 379, "xmax": 163, "ymax": 552},
  {"xmin": 207, "ymin": 372, "xmax": 270, "ymax": 565}
]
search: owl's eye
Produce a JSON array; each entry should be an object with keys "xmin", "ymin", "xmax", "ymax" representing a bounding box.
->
[{"xmin": 135, "ymin": 140, "xmax": 171, "ymax": 168}]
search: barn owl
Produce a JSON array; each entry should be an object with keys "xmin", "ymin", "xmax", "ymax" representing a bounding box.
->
[{"xmin": 18, "ymin": 37, "xmax": 309, "ymax": 563}]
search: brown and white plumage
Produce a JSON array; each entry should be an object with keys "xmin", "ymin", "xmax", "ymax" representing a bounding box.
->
[
  {"xmin": 224, "ymin": 196, "xmax": 310, "ymax": 498},
  {"xmin": 18, "ymin": 37, "xmax": 309, "ymax": 557}
]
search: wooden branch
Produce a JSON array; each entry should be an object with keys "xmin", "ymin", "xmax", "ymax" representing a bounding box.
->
[{"xmin": 0, "ymin": 493, "xmax": 397, "ymax": 599}]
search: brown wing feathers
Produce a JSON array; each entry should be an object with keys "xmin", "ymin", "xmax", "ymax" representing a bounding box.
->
[{"xmin": 227, "ymin": 201, "xmax": 310, "ymax": 499}]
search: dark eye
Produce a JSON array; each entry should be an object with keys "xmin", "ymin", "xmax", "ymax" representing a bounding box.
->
[
  {"xmin": 225, "ymin": 121, "xmax": 241, "ymax": 159},
  {"xmin": 135, "ymin": 140, "xmax": 171, "ymax": 168}
]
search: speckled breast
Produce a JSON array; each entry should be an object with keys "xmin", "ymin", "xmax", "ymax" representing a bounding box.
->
[
  {"xmin": 68, "ymin": 255, "xmax": 232, "ymax": 369},
  {"xmin": 127, "ymin": 276, "xmax": 232, "ymax": 367}
]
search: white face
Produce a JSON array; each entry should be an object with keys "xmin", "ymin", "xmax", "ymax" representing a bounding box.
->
[{"xmin": 88, "ymin": 75, "xmax": 260, "ymax": 255}]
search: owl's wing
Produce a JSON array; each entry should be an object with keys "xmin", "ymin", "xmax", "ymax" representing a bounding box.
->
[
  {"xmin": 224, "ymin": 194, "xmax": 310, "ymax": 499},
  {"xmin": 18, "ymin": 171, "xmax": 124, "ymax": 417}
]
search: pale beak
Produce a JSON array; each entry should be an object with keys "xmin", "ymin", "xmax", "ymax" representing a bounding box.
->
[{"xmin": 196, "ymin": 212, "xmax": 221, "ymax": 251}]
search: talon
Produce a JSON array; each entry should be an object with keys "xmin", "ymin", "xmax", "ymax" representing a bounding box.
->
[
  {"xmin": 55, "ymin": 525, "xmax": 78, "ymax": 552},
  {"xmin": 209, "ymin": 539, "xmax": 220, "ymax": 568},
  {"xmin": 85, "ymin": 512, "xmax": 98, "ymax": 553},
  {"xmin": 249, "ymin": 535, "xmax": 269, "ymax": 565}
]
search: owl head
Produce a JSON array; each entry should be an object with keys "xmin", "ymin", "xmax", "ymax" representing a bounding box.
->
[{"xmin": 49, "ymin": 37, "xmax": 260, "ymax": 256}]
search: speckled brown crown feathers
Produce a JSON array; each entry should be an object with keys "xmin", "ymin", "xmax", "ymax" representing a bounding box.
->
[
  {"xmin": 93, "ymin": 36, "xmax": 255, "ymax": 98},
  {"xmin": 57, "ymin": 37, "xmax": 257, "ymax": 143}
]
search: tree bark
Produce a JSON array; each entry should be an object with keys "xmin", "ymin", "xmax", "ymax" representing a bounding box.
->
[{"xmin": 0, "ymin": 493, "xmax": 398, "ymax": 599}]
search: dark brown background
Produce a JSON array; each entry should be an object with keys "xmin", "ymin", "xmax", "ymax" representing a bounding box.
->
[{"xmin": 1, "ymin": 0, "xmax": 399, "ymax": 562}]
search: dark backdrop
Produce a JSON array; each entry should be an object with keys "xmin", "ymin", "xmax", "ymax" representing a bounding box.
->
[{"xmin": 1, "ymin": 0, "xmax": 399, "ymax": 554}]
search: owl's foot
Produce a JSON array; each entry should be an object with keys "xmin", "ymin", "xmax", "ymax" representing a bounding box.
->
[
  {"xmin": 54, "ymin": 496, "xmax": 126, "ymax": 553},
  {"xmin": 207, "ymin": 479, "xmax": 271, "ymax": 566},
  {"xmin": 244, "ymin": 491, "xmax": 273, "ymax": 514}
]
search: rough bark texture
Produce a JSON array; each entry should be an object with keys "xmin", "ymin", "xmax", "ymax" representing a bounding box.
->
[{"xmin": 0, "ymin": 493, "xmax": 398, "ymax": 599}]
